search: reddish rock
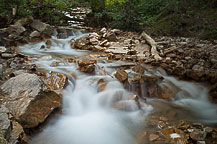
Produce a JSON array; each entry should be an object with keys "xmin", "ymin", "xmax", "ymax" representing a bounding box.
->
[
  {"xmin": 114, "ymin": 69, "xmax": 128, "ymax": 82},
  {"xmin": 77, "ymin": 60, "xmax": 96, "ymax": 73},
  {"xmin": 158, "ymin": 128, "xmax": 175, "ymax": 139},
  {"xmin": 41, "ymin": 71, "xmax": 68, "ymax": 90},
  {"xmin": 132, "ymin": 64, "xmax": 145, "ymax": 74}
]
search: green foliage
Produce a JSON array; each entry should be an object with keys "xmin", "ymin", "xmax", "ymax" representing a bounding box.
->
[{"xmin": 0, "ymin": 0, "xmax": 84, "ymax": 25}]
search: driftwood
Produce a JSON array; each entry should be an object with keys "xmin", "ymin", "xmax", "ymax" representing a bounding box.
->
[
  {"xmin": 163, "ymin": 46, "xmax": 181, "ymax": 55},
  {"xmin": 141, "ymin": 32, "xmax": 162, "ymax": 61}
]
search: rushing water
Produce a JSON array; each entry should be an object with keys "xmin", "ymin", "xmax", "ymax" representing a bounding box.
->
[{"xmin": 17, "ymin": 29, "xmax": 217, "ymax": 144}]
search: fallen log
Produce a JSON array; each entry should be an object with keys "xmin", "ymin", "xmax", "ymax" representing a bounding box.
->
[
  {"xmin": 163, "ymin": 46, "xmax": 181, "ymax": 55},
  {"xmin": 141, "ymin": 32, "xmax": 162, "ymax": 61}
]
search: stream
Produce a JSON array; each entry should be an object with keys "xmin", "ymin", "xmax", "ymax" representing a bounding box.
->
[{"xmin": 17, "ymin": 29, "xmax": 217, "ymax": 144}]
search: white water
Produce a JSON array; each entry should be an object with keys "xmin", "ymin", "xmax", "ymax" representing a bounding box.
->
[{"xmin": 17, "ymin": 29, "xmax": 217, "ymax": 144}]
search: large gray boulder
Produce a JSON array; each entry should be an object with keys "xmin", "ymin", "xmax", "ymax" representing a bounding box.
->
[
  {"xmin": 30, "ymin": 20, "xmax": 53, "ymax": 36},
  {"xmin": 1, "ymin": 73, "xmax": 62, "ymax": 128}
]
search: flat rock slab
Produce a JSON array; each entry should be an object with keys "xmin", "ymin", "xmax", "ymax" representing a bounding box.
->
[{"xmin": 1, "ymin": 73, "xmax": 62, "ymax": 128}]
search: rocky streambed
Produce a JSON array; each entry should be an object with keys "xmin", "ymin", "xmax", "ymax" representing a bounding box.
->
[{"xmin": 0, "ymin": 18, "xmax": 217, "ymax": 144}]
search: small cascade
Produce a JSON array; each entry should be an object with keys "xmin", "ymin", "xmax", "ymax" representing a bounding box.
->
[{"xmin": 16, "ymin": 28, "xmax": 217, "ymax": 144}]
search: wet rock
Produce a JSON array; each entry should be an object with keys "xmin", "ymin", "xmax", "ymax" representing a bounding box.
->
[
  {"xmin": 30, "ymin": 31, "xmax": 41, "ymax": 38},
  {"xmin": 158, "ymin": 128, "xmax": 175, "ymax": 139},
  {"xmin": 0, "ymin": 105, "xmax": 11, "ymax": 140},
  {"xmin": 190, "ymin": 129, "xmax": 207, "ymax": 141},
  {"xmin": 1, "ymin": 73, "xmax": 62, "ymax": 128},
  {"xmin": 56, "ymin": 28, "xmax": 68, "ymax": 39},
  {"xmin": 41, "ymin": 71, "xmax": 68, "ymax": 90},
  {"xmin": 114, "ymin": 69, "xmax": 128, "ymax": 82},
  {"xmin": 149, "ymin": 134, "xmax": 159, "ymax": 142},
  {"xmin": 77, "ymin": 60, "xmax": 96, "ymax": 73},
  {"xmin": 132, "ymin": 65, "xmax": 145, "ymax": 74},
  {"xmin": 6, "ymin": 25, "xmax": 26, "ymax": 35},
  {"xmin": 73, "ymin": 37, "xmax": 92, "ymax": 50},
  {"xmin": 97, "ymin": 78, "xmax": 107, "ymax": 92},
  {"xmin": 112, "ymin": 100, "xmax": 139, "ymax": 111},
  {"xmin": 155, "ymin": 81, "xmax": 179, "ymax": 100}
]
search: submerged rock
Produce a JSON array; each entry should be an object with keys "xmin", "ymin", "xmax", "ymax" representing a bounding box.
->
[
  {"xmin": 1, "ymin": 73, "xmax": 62, "ymax": 128},
  {"xmin": 0, "ymin": 64, "xmax": 2, "ymax": 79}
]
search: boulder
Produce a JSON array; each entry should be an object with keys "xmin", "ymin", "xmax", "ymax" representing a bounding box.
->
[
  {"xmin": 1, "ymin": 73, "xmax": 62, "ymax": 128},
  {"xmin": 6, "ymin": 25, "xmax": 26, "ymax": 35},
  {"xmin": 30, "ymin": 20, "xmax": 53, "ymax": 36}
]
